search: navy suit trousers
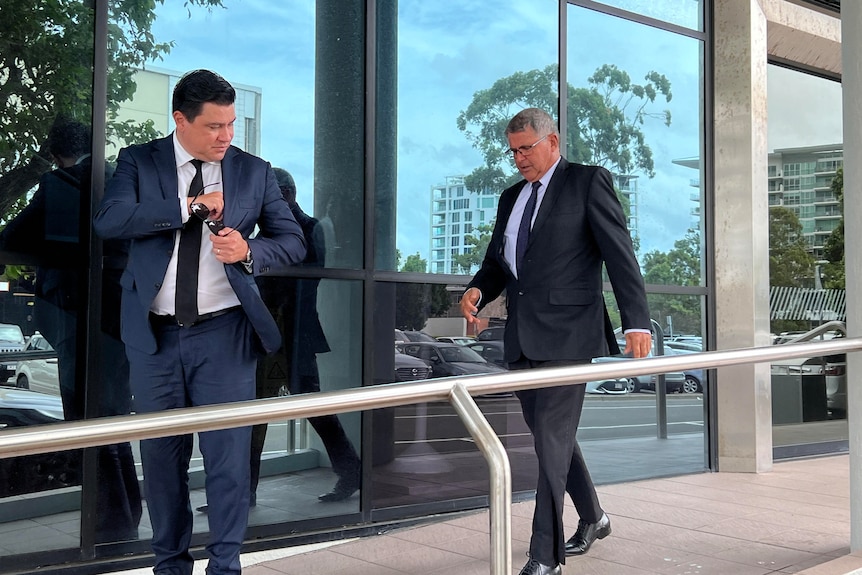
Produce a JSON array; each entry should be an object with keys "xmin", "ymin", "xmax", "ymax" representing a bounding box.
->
[{"xmin": 127, "ymin": 309, "xmax": 257, "ymax": 575}]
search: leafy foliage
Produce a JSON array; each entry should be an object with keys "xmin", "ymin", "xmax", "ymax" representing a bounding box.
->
[
  {"xmin": 822, "ymin": 166, "xmax": 844, "ymax": 288},
  {"xmin": 395, "ymin": 253, "xmax": 450, "ymax": 330},
  {"xmin": 641, "ymin": 230, "xmax": 702, "ymax": 335},
  {"xmin": 0, "ymin": 0, "xmax": 223, "ymax": 219}
]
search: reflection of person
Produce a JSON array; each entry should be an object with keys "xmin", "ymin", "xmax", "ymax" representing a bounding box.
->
[
  {"xmin": 93, "ymin": 70, "xmax": 306, "ymax": 575},
  {"xmin": 0, "ymin": 118, "xmax": 142, "ymax": 542},
  {"xmin": 459, "ymin": 108, "xmax": 652, "ymax": 575},
  {"xmin": 256, "ymin": 168, "xmax": 360, "ymax": 503}
]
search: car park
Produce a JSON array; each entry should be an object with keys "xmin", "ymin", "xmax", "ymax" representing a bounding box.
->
[
  {"xmin": 14, "ymin": 332, "xmax": 60, "ymax": 397},
  {"xmin": 663, "ymin": 347, "xmax": 705, "ymax": 393},
  {"xmin": 396, "ymin": 341, "xmax": 506, "ymax": 378},
  {"xmin": 476, "ymin": 326, "xmax": 505, "ymax": 341},
  {"xmin": 394, "ymin": 329, "xmax": 437, "ymax": 343},
  {"xmin": 0, "ymin": 323, "xmax": 26, "ymax": 382},
  {"xmin": 591, "ymin": 353, "xmax": 687, "ymax": 394},
  {"xmin": 466, "ymin": 341, "xmax": 506, "ymax": 369},
  {"xmin": 394, "ymin": 348, "xmax": 433, "ymax": 381},
  {"xmin": 436, "ymin": 336, "xmax": 475, "ymax": 346}
]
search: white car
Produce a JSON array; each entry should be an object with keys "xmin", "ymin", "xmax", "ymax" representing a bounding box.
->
[{"xmin": 15, "ymin": 333, "xmax": 60, "ymax": 397}]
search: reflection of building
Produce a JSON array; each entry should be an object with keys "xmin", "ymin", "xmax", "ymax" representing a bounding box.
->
[
  {"xmin": 671, "ymin": 156, "xmax": 704, "ymax": 231},
  {"xmin": 111, "ymin": 66, "xmax": 262, "ymax": 155},
  {"xmin": 767, "ymin": 144, "xmax": 843, "ymax": 261},
  {"xmin": 429, "ymin": 175, "xmax": 499, "ymax": 274},
  {"xmin": 614, "ymin": 174, "xmax": 639, "ymax": 235}
]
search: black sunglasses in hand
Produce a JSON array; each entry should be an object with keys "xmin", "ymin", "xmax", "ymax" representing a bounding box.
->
[{"xmin": 190, "ymin": 202, "xmax": 226, "ymax": 234}]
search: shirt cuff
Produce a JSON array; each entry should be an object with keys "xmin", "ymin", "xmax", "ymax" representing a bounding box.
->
[{"xmin": 623, "ymin": 328, "xmax": 651, "ymax": 334}]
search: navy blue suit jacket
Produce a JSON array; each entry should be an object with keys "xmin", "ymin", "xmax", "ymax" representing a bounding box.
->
[
  {"xmin": 468, "ymin": 158, "xmax": 650, "ymax": 363},
  {"xmin": 93, "ymin": 136, "xmax": 306, "ymax": 355}
]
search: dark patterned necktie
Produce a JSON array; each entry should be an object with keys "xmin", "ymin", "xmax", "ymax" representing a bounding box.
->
[
  {"xmin": 175, "ymin": 159, "xmax": 203, "ymax": 326},
  {"xmin": 516, "ymin": 181, "xmax": 541, "ymax": 274}
]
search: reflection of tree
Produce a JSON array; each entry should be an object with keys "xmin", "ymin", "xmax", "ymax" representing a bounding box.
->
[
  {"xmin": 822, "ymin": 166, "xmax": 844, "ymax": 288},
  {"xmin": 396, "ymin": 252, "xmax": 449, "ymax": 330},
  {"xmin": 452, "ymin": 223, "xmax": 493, "ymax": 274},
  {"xmin": 770, "ymin": 206, "xmax": 815, "ymax": 333},
  {"xmin": 0, "ymin": 0, "xmax": 223, "ymax": 219},
  {"xmin": 455, "ymin": 63, "xmax": 672, "ymax": 261},
  {"xmin": 642, "ymin": 230, "xmax": 701, "ymax": 335}
]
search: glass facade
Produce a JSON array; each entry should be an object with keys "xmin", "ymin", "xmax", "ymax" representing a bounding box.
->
[{"xmin": 7, "ymin": 0, "xmax": 821, "ymax": 571}]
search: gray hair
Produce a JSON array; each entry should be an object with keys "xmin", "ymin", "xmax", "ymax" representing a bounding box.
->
[{"xmin": 505, "ymin": 108, "xmax": 559, "ymax": 137}]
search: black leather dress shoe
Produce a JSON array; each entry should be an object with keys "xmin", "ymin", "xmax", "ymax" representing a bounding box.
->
[
  {"xmin": 518, "ymin": 557, "xmax": 561, "ymax": 575},
  {"xmin": 565, "ymin": 512, "xmax": 611, "ymax": 555},
  {"xmin": 318, "ymin": 476, "xmax": 359, "ymax": 502}
]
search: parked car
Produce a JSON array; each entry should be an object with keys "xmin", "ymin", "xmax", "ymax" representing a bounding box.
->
[
  {"xmin": 476, "ymin": 326, "xmax": 505, "ymax": 341},
  {"xmin": 394, "ymin": 348, "xmax": 433, "ymax": 382},
  {"xmin": 466, "ymin": 341, "xmax": 507, "ymax": 369},
  {"xmin": 14, "ymin": 332, "xmax": 60, "ymax": 397},
  {"xmin": 663, "ymin": 347, "xmax": 705, "ymax": 394},
  {"xmin": 394, "ymin": 329, "xmax": 437, "ymax": 343},
  {"xmin": 396, "ymin": 341, "xmax": 506, "ymax": 378},
  {"xmin": 0, "ymin": 323, "xmax": 26, "ymax": 382},
  {"xmin": 436, "ymin": 336, "xmax": 475, "ymax": 346}
]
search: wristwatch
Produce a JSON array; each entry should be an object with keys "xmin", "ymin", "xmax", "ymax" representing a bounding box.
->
[{"xmin": 241, "ymin": 247, "xmax": 253, "ymax": 273}]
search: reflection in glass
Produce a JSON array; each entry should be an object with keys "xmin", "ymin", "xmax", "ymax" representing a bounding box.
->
[
  {"xmin": 568, "ymin": 5, "xmax": 704, "ymax": 283},
  {"xmin": 766, "ymin": 64, "xmax": 846, "ymax": 452},
  {"xmin": 582, "ymin": 0, "xmax": 703, "ymax": 31}
]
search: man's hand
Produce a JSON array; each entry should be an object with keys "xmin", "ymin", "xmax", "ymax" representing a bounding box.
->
[
  {"xmin": 460, "ymin": 288, "xmax": 481, "ymax": 324},
  {"xmin": 209, "ymin": 227, "xmax": 248, "ymax": 264},
  {"xmin": 624, "ymin": 331, "xmax": 652, "ymax": 359},
  {"xmin": 188, "ymin": 191, "xmax": 224, "ymax": 221}
]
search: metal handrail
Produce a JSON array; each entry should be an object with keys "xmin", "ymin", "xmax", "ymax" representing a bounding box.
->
[
  {"xmin": 2, "ymin": 337, "xmax": 862, "ymax": 575},
  {"xmin": 779, "ymin": 320, "xmax": 847, "ymax": 344}
]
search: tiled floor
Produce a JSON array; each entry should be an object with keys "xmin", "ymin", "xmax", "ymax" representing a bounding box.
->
[{"xmin": 115, "ymin": 454, "xmax": 862, "ymax": 575}]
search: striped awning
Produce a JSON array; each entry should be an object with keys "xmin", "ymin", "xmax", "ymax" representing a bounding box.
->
[{"xmin": 769, "ymin": 286, "xmax": 846, "ymax": 321}]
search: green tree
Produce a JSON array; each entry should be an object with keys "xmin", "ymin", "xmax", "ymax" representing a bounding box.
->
[
  {"xmin": 456, "ymin": 63, "xmax": 672, "ymax": 194},
  {"xmin": 822, "ymin": 166, "xmax": 844, "ymax": 289},
  {"xmin": 0, "ymin": 0, "xmax": 223, "ymax": 219},
  {"xmin": 769, "ymin": 206, "xmax": 816, "ymax": 333},
  {"xmin": 452, "ymin": 223, "xmax": 494, "ymax": 274},
  {"xmin": 396, "ymin": 253, "xmax": 450, "ymax": 330},
  {"xmin": 641, "ymin": 230, "xmax": 702, "ymax": 335}
]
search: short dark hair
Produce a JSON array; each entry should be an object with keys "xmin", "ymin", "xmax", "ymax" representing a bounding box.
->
[
  {"xmin": 48, "ymin": 119, "xmax": 91, "ymax": 160},
  {"xmin": 172, "ymin": 69, "xmax": 236, "ymax": 121}
]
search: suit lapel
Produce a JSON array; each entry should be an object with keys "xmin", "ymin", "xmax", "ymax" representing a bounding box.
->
[
  {"xmin": 152, "ymin": 136, "xmax": 178, "ymax": 201},
  {"xmin": 529, "ymin": 157, "xmax": 569, "ymax": 240}
]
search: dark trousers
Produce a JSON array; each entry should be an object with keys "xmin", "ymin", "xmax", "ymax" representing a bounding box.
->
[
  {"xmin": 510, "ymin": 357, "xmax": 601, "ymax": 567},
  {"xmin": 128, "ymin": 310, "xmax": 256, "ymax": 575}
]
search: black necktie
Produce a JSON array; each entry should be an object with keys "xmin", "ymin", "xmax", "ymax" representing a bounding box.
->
[
  {"xmin": 516, "ymin": 181, "xmax": 541, "ymax": 273},
  {"xmin": 175, "ymin": 159, "xmax": 203, "ymax": 326}
]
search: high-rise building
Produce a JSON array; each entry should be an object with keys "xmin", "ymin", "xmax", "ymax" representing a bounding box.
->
[
  {"xmin": 429, "ymin": 175, "xmax": 500, "ymax": 274},
  {"xmin": 767, "ymin": 144, "xmax": 843, "ymax": 261}
]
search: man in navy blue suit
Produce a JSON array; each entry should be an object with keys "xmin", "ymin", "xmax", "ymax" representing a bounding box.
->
[
  {"xmin": 460, "ymin": 108, "xmax": 652, "ymax": 575},
  {"xmin": 94, "ymin": 69, "xmax": 306, "ymax": 575}
]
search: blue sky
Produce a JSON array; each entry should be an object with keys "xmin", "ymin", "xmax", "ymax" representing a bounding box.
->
[{"xmin": 146, "ymin": 1, "xmax": 831, "ymax": 269}]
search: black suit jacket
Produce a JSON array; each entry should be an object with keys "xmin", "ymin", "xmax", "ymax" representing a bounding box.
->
[
  {"xmin": 468, "ymin": 158, "xmax": 650, "ymax": 363},
  {"xmin": 93, "ymin": 136, "xmax": 307, "ymax": 355}
]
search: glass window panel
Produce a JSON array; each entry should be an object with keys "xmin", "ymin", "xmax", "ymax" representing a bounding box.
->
[
  {"xmin": 382, "ymin": 1, "xmax": 558, "ymax": 274},
  {"xmin": 567, "ymin": 5, "xmax": 705, "ymax": 286},
  {"xmin": 586, "ymin": 0, "xmax": 704, "ymax": 31},
  {"xmin": 767, "ymin": 64, "xmax": 846, "ymax": 453}
]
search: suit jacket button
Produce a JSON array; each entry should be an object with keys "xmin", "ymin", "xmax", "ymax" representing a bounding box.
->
[{"xmin": 518, "ymin": 291, "xmax": 524, "ymax": 296}]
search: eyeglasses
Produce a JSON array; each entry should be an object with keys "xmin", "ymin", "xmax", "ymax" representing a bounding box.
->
[
  {"xmin": 189, "ymin": 182, "xmax": 228, "ymax": 234},
  {"xmin": 508, "ymin": 134, "xmax": 549, "ymax": 159}
]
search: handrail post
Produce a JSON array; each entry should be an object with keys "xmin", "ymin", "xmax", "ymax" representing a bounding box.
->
[
  {"xmin": 652, "ymin": 319, "xmax": 668, "ymax": 439},
  {"xmin": 449, "ymin": 383, "xmax": 511, "ymax": 575}
]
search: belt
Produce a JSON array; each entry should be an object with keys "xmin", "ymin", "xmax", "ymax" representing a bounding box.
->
[{"xmin": 150, "ymin": 306, "xmax": 241, "ymax": 328}]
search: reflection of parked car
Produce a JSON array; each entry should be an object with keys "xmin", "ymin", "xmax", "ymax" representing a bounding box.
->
[
  {"xmin": 396, "ymin": 341, "xmax": 506, "ymax": 378},
  {"xmin": 592, "ymin": 354, "xmax": 687, "ymax": 394},
  {"xmin": 663, "ymin": 347, "xmax": 705, "ymax": 393},
  {"xmin": 0, "ymin": 388, "xmax": 80, "ymax": 496},
  {"xmin": 477, "ymin": 326, "xmax": 505, "ymax": 341},
  {"xmin": 436, "ymin": 336, "xmax": 475, "ymax": 346},
  {"xmin": 0, "ymin": 323, "xmax": 25, "ymax": 382},
  {"xmin": 15, "ymin": 332, "xmax": 60, "ymax": 397},
  {"xmin": 394, "ymin": 329, "xmax": 437, "ymax": 343},
  {"xmin": 466, "ymin": 341, "xmax": 507, "ymax": 369},
  {"xmin": 394, "ymin": 348, "xmax": 433, "ymax": 382}
]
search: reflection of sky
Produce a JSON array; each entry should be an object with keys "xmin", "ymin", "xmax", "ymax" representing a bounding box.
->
[
  {"xmin": 147, "ymin": 1, "xmax": 703, "ymax": 263},
  {"xmin": 767, "ymin": 65, "xmax": 843, "ymax": 151}
]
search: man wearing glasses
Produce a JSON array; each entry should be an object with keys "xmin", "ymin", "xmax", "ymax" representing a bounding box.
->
[
  {"xmin": 460, "ymin": 108, "xmax": 651, "ymax": 575},
  {"xmin": 94, "ymin": 69, "xmax": 306, "ymax": 575}
]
